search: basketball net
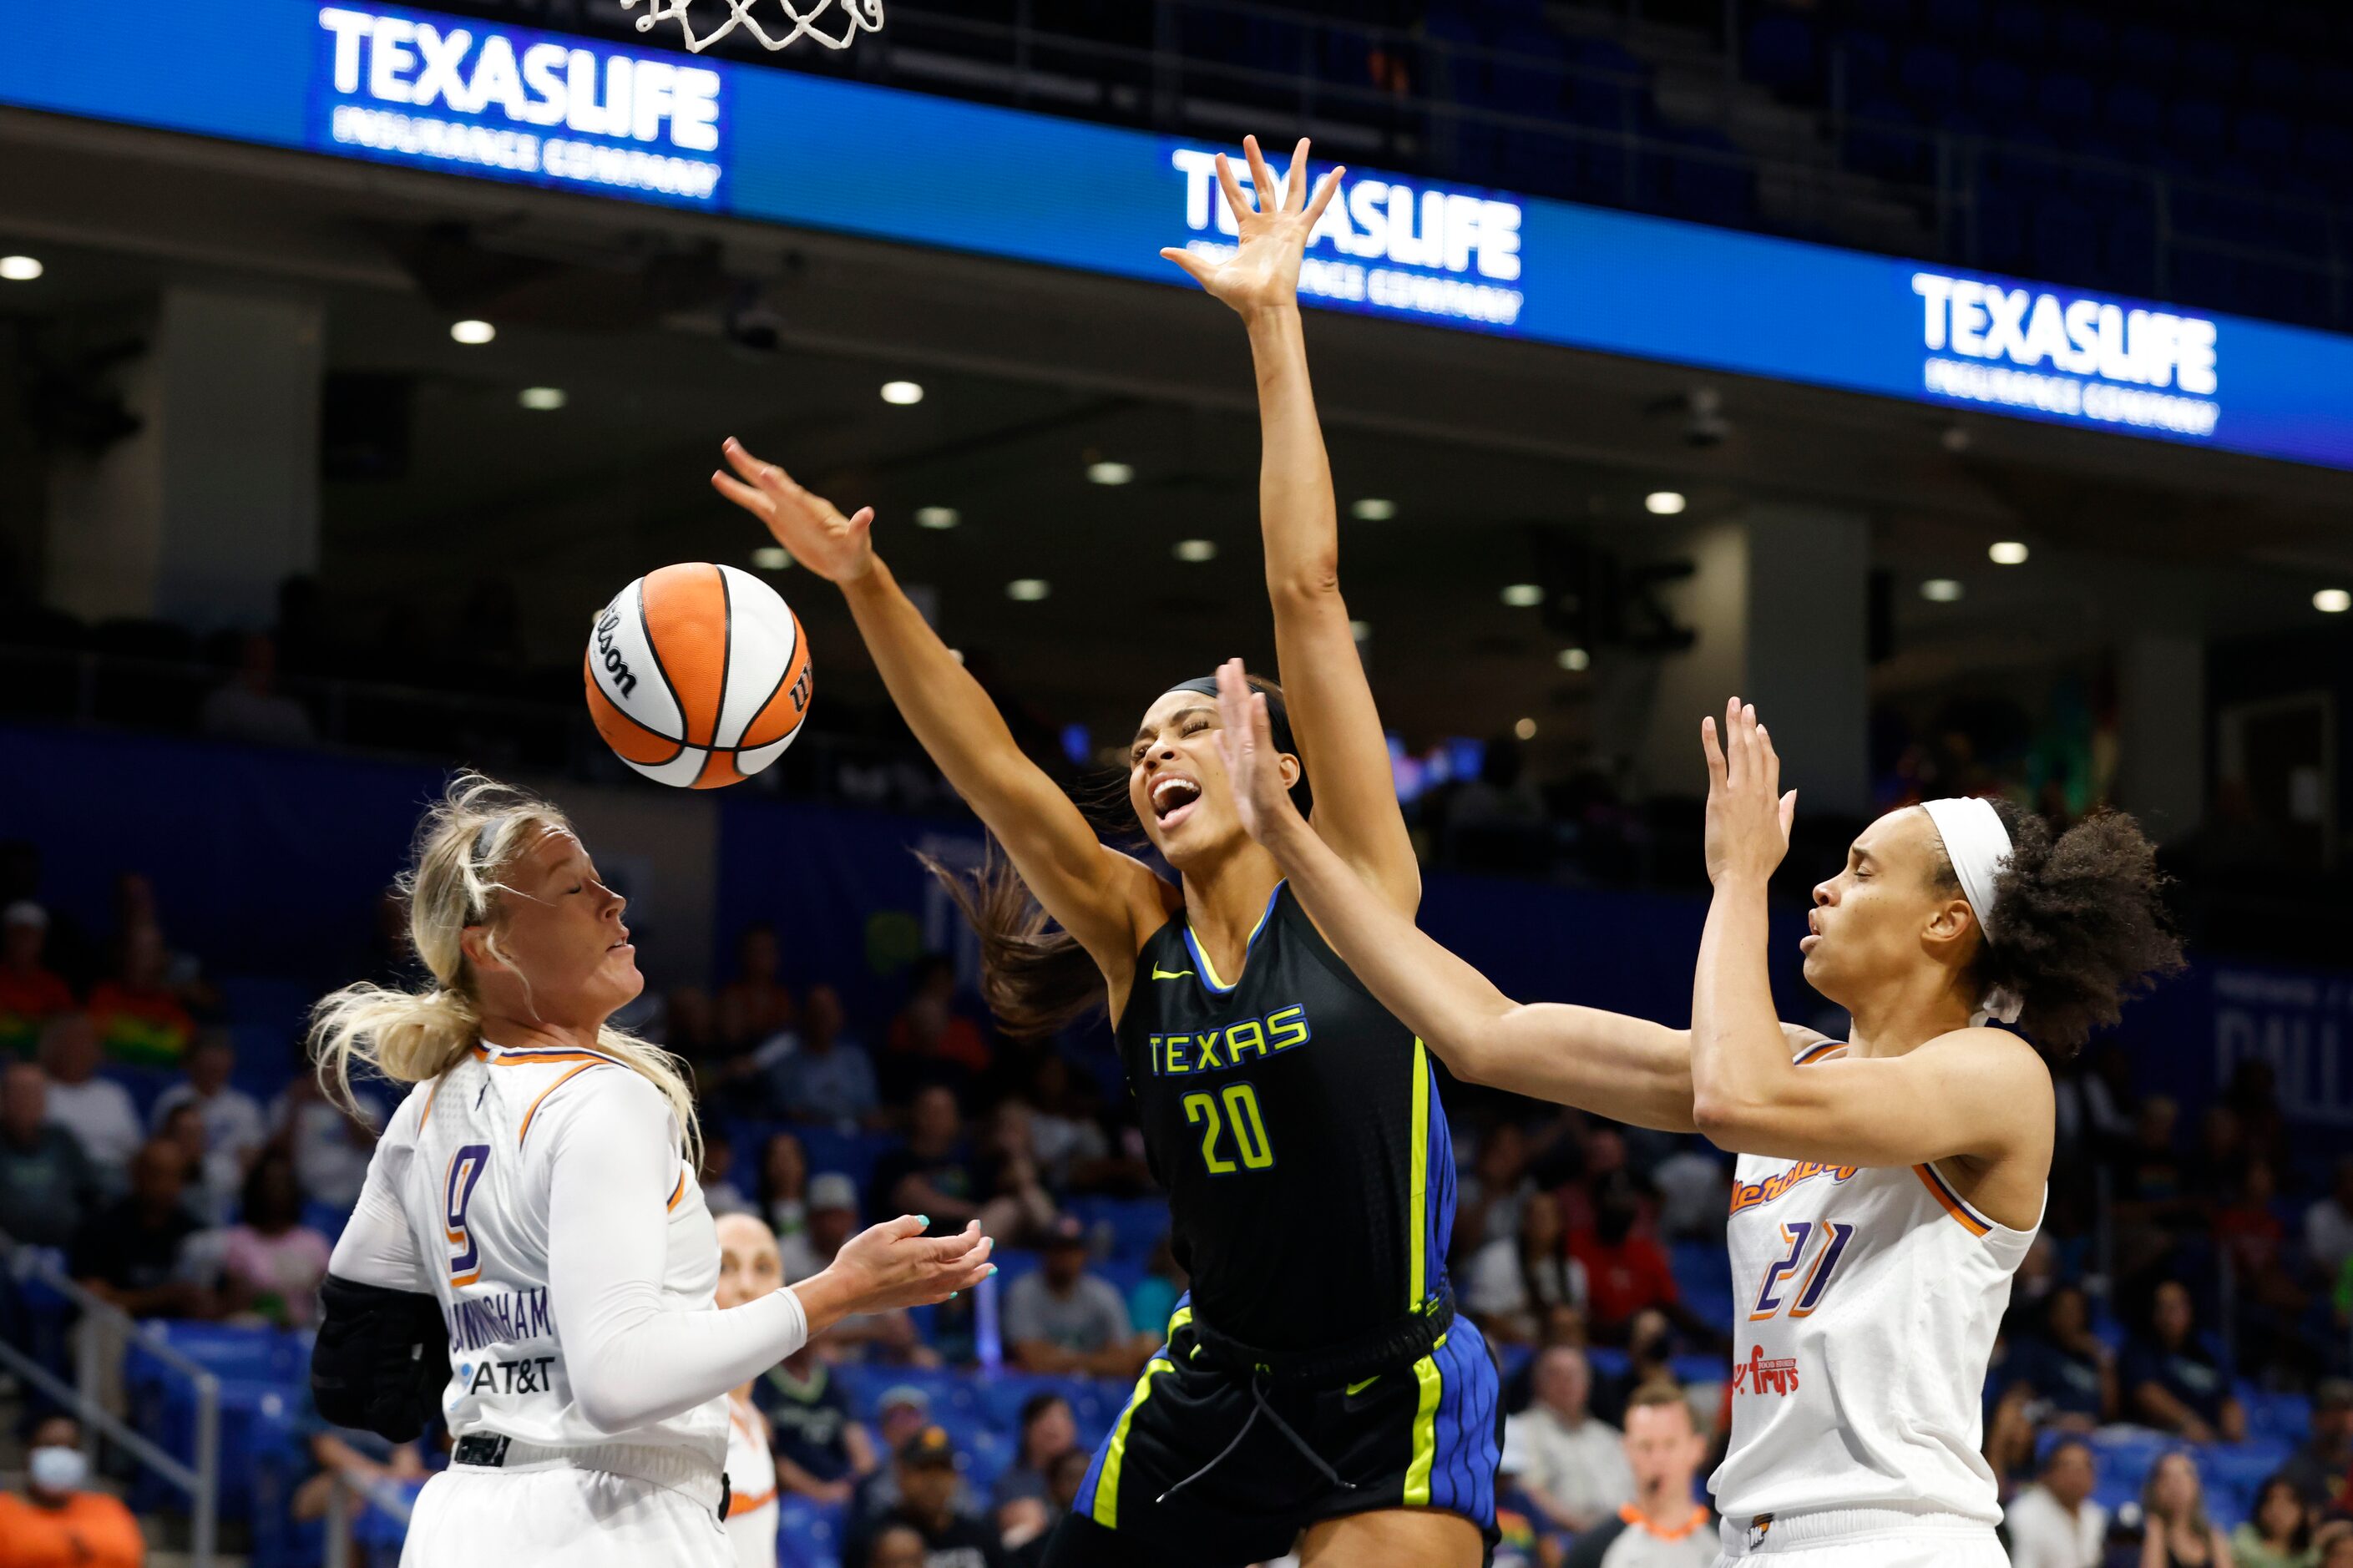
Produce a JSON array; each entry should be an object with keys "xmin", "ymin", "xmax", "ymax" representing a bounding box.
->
[{"xmin": 619, "ymin": 0, "xmax": 883, "ymax": 54}]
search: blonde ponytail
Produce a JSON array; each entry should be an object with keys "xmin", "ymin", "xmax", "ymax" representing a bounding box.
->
[{"xmin": 311, "ymin": 771, "xmax": 702, "ymax": 1161}]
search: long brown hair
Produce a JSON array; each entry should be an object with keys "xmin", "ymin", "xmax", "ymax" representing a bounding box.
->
[{"xmin": 922, "ymin": 673, "xmax": 1299, "ymax": 1039}]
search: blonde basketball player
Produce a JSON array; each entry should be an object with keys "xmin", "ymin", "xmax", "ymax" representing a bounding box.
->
[
  {"xmin": 309, "ymin": 774, "xmax": 992, "ymax": 1567},
  {"xmin": 1212, "ymin": 668, "xmax": 2182, "ymax": 1568},
  {"xmin": 713, "ymin": 1212, "xmax": 785, "ymax": 1568}
]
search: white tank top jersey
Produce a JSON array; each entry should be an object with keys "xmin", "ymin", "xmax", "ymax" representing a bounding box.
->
[
  {"xmin": 337, "ymin": 1040, "xmax": 726, "ymax": 1464},
  {"xmin": 722, "ymin": 1392, "xmax": 779, "ymax": 1568},
  {"xmin": 1708, "ymin": 1039, "xmax": 2043, "ymax": 1529}
]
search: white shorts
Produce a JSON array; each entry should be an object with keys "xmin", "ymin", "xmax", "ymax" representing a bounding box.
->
[
  {"xmin": 399, "ymin": 1464, "xmax": 731, "ymax": 1567},
  {"xmin": 1713, "ymin": 1506, "xmax": 2009, "ymax": 1568}
]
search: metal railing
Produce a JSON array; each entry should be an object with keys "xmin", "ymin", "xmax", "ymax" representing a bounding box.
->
[{"xmin": 0, "ymin": 1239, "xmax": 220, "ymax": 1568}]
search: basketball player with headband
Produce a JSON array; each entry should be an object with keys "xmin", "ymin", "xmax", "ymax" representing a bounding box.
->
[
  {"xmin": 1215, "ymin": 675, "xmax": 2182, "ymax": 1568},
  {"xmin": 307, "ymin": 773, "xmax": 993, "ymax": 1566}
]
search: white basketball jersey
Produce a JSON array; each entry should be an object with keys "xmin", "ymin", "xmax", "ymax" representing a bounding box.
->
[
  {"xmin": 387, "ymin": 1040, "xmax": 726, "ymax": 1463},
  {"xmin": 722, "ymin": 1391, "xmax": 779, "ymax": 1568},
  {"xmin": 1707, "ymin": 1040, "xmax": 2041, "ymax": 1526}
]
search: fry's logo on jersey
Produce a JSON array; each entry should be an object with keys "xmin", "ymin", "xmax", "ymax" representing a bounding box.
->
[
  {"xmin": 1147, "ymin": 1004, "xmax": 1311, "ymax": 1077},
  {"xmin": 1728, "ymin": 1161, "xmax": 1857, "ymax": 1216},
  {"xmin": 1729, "ymin": 1347, "xmax": 1801, "ymax": 1398}
]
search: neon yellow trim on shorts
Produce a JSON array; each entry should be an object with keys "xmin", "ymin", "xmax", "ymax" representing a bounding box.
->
[
  {"xmin": 1409, "ymin": 1038, "xmax": 1430, "ymax": 1308},
  {"xmin": 1403, "ymin": 1331, "xmax": 1448, "ymax": 1507},
  {"xmin": 1096, "ymin": 1356, "xmax": 1174, "ymax": 1530}
]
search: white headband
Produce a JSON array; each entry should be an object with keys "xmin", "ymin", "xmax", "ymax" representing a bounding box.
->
[{"xmin": 1919, "ymin": 797, "xmax": 2022, "ymax": 1025}]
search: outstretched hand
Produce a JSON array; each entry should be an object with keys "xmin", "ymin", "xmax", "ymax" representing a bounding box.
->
[
  {"xmin": 825, "ymin": 1215, "xmax": 994, "ymax": 1313},
  {"xmin": 1159, "ymin": 135, "xmax": 1343, "ymax": 316},
  {"xmin": 711, "ymin": 438, "xmax": 877, "ymax": 584},
  {"xmin": 1701, "ymin": 697, "xmax": 1796, "ymax": 888},
  {"xmin": 1213, "ymin": 659, "xmax": 1304, "ymax": 846}
]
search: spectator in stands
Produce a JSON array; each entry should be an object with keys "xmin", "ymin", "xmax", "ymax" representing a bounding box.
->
[
  {"xmin": 886, "ymin": 954, "xmax": 990, "ymax": 1075},
  {"xmin": 2188, "ymin": 1106, "xmax": 2246, "ymax": 1201},
  {"xmin": 870, "ymin": 1085, "xmax": 1000, "ymax": 1235},
  {"xmin": 200, "ymin": 630, "xmax": 314, "ymax": 746},
  {"xmin": 2318, "ymin": 1522, "xmax": 2353, "ymax": 1568},
  {"xmin": 1004, "ymin": 1216, "xmax": 1152, "ymax": 1378},
  {"xmin": 2281, "ymin": 1379, "xmax": 2353, "ymax": 1515},
  {"xmin": 1506, "ymin": 1346, "xmax": 1635, "ymax": 1535},
  {"xmin": 155, "ymin": 1101, "xmax": 238, "ymax": 1225},
  {"xmin": 2139, "ymin": 1450, "xmax": 2230, "ymax": 1568},
  {"xmin": 266, "ymin": 1065, "xmax": 381, "ymax": 1211},
  {"xmin": 220, "ymin": 1149, "xmax": 331, "ymax": 1328},
  {"xmin": 0, "ymin": 1060, "xmax": 95, "ymax": 1247},
  {"xmin": 39, "ymin": 1013, "xmax": 142, "ymax": 1186},
  {"xmin": 69, "ymin": 1137, "xmax": 211, "ymax": 1318},
  {"xmin": 865, "ymin": 1523, "xmax": 929, "ymax": 1568},
  {"xmin": 1126, "ymin": 1230, "xmax": 1187, "ymax": 1339},
  {"xmin": 990, "ymin": 1392, "xmax": 1078, "ymax": 1520},
  {"xmin": 1570, "ymin": 1173, "xmax": 1718, "ymax": 1348},
  {"xmin": 2113, "ymin": 1096, "xmax": 2194, "ymax": 1232},
  {"xmin": 1006, "ymin": 1449, "xmax": 1093, "ymax": 1568},
  {"xmin": 153, "ymin": 1030, "xmax": 266, "ymax": 1170},
  {"xmin": 1023, "ymin": 1054, "xmax": 1133, "ymax": 1195},
  {"xmin": 784, "ymin": 1176, "xmax": 931, "ymax": 1368},
  {"xmin": 87, "ymin": 923, "xmax": 194, "ymax": 1065},
  {"xmin": 696, "ymin": 1127, "xmax": 751, "ymax": 1216},
  {"xmin": 2002, "ymin": 1438, "xmax": 2108, "ymax": 1568},
  {"xmin": 1465, "ymin": 1189, "xmax": 1590, "ymax": 1347},
  {"xmin": 759, "ymin": 1131, "xmax": 812, "ymax": 1248},
  {"xmin": 975, "ymin": 1100, "xmax": 1064, "ymax": 1247},
  {"xmin": 848, "ymin": 1385, "xmax": 939, "ymax": 1524},
  {"xmin": 755, "ymin": 1339, "xmax": 877, "ymax": 1506},
  {"xmin": 0, "ymin": 902, "xmax": 74, "ymax": 1058},
  {"xmin": 289, "ymin": 1424, "xmax": 428, "ymax": 1559},
  {"xmin": 1456, "ymin": 1121, "xmax": 1534, "ymax": 1257},
  {"xmin": 716, "ymin": 920, "xmax": 797, "ymax": 1050},
  {"xmin": 1559, "ymin": 1384, "xmax": 1713, "ymax": 1568},
  {"xmin": 781, "ymin": 1168, "xmax": 848, "ymax": 1282},
  {"xmin": 2006, "ymin": 1284, "xmax": 2118, "ymax": 1429},
  {"xmin": 2305, "ymin": 1159, "xmax": 2353, "ymax": 1290},
  {"xmin": 848, "ymin": 1426, "xmax": 1004, "ymax": 1568},
  {"xmin": 2123, "ymin": 1281, "xmax": 2245, "ymax": 1444},
  {"xmin": 769, "ymin": 983, "xmax": 880, "ymax": 1127},
  {"xmin": 2233, "ymin": 1474, "xmax": 2315, "ymax": 1568},
  {"xmin": 0, "ymin": 1413, "xmax": 144, "ymax": 1568}
]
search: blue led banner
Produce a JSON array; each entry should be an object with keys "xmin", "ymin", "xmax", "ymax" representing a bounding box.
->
[{"xmin": 8, "ymin": 0, "xmax": 2351, "ymax": 468}]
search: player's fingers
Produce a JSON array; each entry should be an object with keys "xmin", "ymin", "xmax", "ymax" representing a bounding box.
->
[
  {"xmin": 1780, "ymin": 790, "xmax": 1799, "ymax": 841},
  {"xmin": 1305, "ymin": 166, "xmax": 1345, "ymax": 225},
  {"xmin": 880, "ymin": 1213, "xmax": 931, "ymax": 1242},
  {"xmin": 1215, "ymin": 152, "xmax": 1251, "ymax": 220},
  {"xmin": 1242, "ymin": 135, "xmax": 1278, "ymax": 210},
  {"xmin": 847, "ymin": 506, "xmax": 875, "ymax": 536},
  {"xmin": 1285, "ymin": 137, "xmax": 1312, "ymax": 208},
  {"xmin": 1701, "ymin": 715, "xmax": 1727, "ymax": 788},
  {"xmin": 1723, "ymin": 697, "xmax": 1748, "ymax": 787},
  {"xmin": 720, "ymin": 437, "xmax": 774, "ymax": 486},
  {"xmin": 1759, "ymin": 721, "xmax": 1780, "ymax": 797},
  {"xmin": 1158, "ymin": 247, "xmax": 1216, "ymax": 288},
  {"xmin": 711, "ymin": 472, "xmax": 772, "ymax": 518}
]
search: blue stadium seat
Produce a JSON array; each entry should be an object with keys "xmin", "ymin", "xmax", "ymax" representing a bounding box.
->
[
  {"xmin": 2234, "ymin": 110, "xmax": 2296, "ymax": 170},
  {"xmin": 1900, "ymin": 43, "xmax": 1966, "ymax": 119},
  {"xmin": 2097, "ymin": 205, "xmax": 2160, "ymax": 297},
  {"xmin": 1485, "ymin": 23, "xmax": 1571, "ymax": 116},
  {"xmin": 2032, "ymin": 72, "xmax": 2098, "ymax": 139},
  {"xmin": 1921, "ymin": 0, "xmax": 1982, "ymax": 46},
  {"xmin": 2306, "ymin": 65, "xmax": 2353, "ymax": 124},
  {"xmin": 2114, "ymin": 24, "xmax": 2181, "ymax": 84},
  {"xmin": 2165, "ymin": 99, "xmax": 2229, "ymax": 166},
  {"xmin": 2047, "ymin": 10, "xmax": 2113, "ymax": 72},
  {"xmin": 777, "ymin": 1494, "xmax": 846, "ymax": 1568},
  {"xmin": 2298, "ymin": 124, "xmax": 2353, "ymax": 196},
  {"xmin": 2103, "ymin": 83, "xmax": 2163, "ymax": 143},
  {"xmin": 1844, "ymin": 95, "xmax": 1927, "ymax": 181},
  {"xmin": 1972, "ymin": 186, "xmax": 2031, "ymax": 271},
  {"xmin": 2243, "ymin": 53, "xmax": 2305, "ymax": 110},
  {"xmin": 2032, "ymin": 194, "xmax": 2100, "ymax": 283},
  {"xmin": 1662, "ymin": 130, "xmax": 1758, "ymax": 229},
  {"xmin": 1968, "ymin": 58, "xmax": 2030, "ymax": 119},
  {"xmin": 1825, "ymin": 29, "xmax": 1895, "ymax": 101},
  {"xmin": 1986, "ymin": 0, "xmax": 2046, "ymax": 58},
  {"xmin": 1849, "ymin": 0, "xmax": 1915, "ymax": 36},
  {"xmin": 1744, "ymin": 13, "xmax": 1818, "ymax": 96},
  {"xmin": 2177, "ymin": 37, "xmax": 2240, "ymax": 99}
]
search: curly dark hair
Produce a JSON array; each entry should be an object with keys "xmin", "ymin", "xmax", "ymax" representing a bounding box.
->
[{"xmin": 1931, "ymin": 801, "xmax": 2184, "ymax": 1054}]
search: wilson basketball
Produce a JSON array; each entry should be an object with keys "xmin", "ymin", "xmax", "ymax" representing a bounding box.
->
[{"xmin": 584, "ymin": 563, "xmax": 813, "ymax": 789}]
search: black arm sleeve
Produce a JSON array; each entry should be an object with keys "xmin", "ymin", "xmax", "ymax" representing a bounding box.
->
[{"xmin": 311, "ymin": 1272, "xmax": 451, "ymax": 1444}]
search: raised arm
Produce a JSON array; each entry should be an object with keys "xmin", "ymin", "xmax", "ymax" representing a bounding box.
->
[
  {"xmin": 1210, "ymin": 661, "xmax": 1695, "ymax": 1130},
  {"xmin": 1161, "ymin": 139, "xmax": 1419, "ymax": 916},
  {"xmin": 713, "ymin": 445, "xmax": 1171, "ymax": 987},
  {"xmin": 1688, "ymin": 700, "xmax": 2050, "ymax": 1168}
]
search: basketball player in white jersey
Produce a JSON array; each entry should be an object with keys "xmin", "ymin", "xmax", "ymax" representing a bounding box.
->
[
  {"xmin": 308, "ymin": 774, "xmax": 993, "ymax": 1567},
  {"xmin": 713, "ymin": 1212, "xmax": 785, "ymax": 1568},
  {"xmin": 1211, "ymin": 668, "xmax": 2182, "ymax": 1567}
]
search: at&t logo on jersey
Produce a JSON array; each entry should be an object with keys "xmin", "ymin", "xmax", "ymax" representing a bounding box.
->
[
  {"xmin": 1171, "ymin": 149, "xmax": 1526, "ymax": 328},
  {"xmin": 1910, "ymin": 271, "xmax": 2219, "ymax": 438}
]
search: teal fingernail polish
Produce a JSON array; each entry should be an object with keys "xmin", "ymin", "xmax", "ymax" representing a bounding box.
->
[
  {"xmin": 986, "ymin": 1264, "xmax": 999, "ymax": 1277},
  {"xmin": 916, "ymin": 1215, "xmax": 929, "ymax": 1227},
  {"xmin": 949, "ymin": 1291, "xmax": 959, "ymax": 1299}
]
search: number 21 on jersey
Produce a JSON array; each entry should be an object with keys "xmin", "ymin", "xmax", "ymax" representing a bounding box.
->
[
  {"xmin": 1750, "ymin": 1219, "xmax": 1855, "ymax": 1320},
  {"xmin": 444, "ymin": 1143, "xmax": 490, "ymax": 1287}
]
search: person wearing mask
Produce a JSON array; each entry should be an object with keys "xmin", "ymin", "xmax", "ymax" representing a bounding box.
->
[
  {"xmin": 0, "ymin": 1061, "xmax": 95, "ymax": 1248},
  {"xmin": 2123, "ymin": 1282, "xmax": 2246, "ymax": 1444},
  {"xmin": 0, "ymin": 903, "xmax": 75, "ymax": 1059},
  {"xmin": 38, "ymin": 1014, "xmax": 143, "ymax": 1186},
  {"xmin": 846, "ymin": 1427, "xmax": 1004, "ymax": 1568},
  {"xmin": 221, "ymin": 1150, "xmax": 333, "ymax": 1328},
  {"xmin": 2003, "ymin": 1439, "xmax": 2108, "ymax": 1568},
  {"xmin": 768, "ymin": 984, "xmax": 881, "ymax": 1128},
  {"xmin": 2229, "ymin": 1475, "xmax": 2313, "ymax": 1568},
  {"xmin": 0, "ymin": 1414, "xmax": 144, "ymax": 1568},
  {"xmin": 1003, "ymin": 1219, "xmax": 1152, "ymax": 1378},
  {"xmin": 1560, "ymin": 1385, "xmax": 1715, "ymax": 1568},
  {"xmin": 2140, "ymin": 1450, "xmax": 2232, "ymax": 1568},
  {"xmin": 1506, "ymin": 1346, "xmax": 1636, "ymax": 1535}
]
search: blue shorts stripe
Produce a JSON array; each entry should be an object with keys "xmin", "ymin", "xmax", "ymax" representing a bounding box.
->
[{"xmin": 1414, "ymin": 1318, "xmax": 1498, "ymax": 1526}]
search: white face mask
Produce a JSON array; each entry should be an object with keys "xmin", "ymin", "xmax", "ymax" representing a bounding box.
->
[{"xmin": 29, "ymin": 1444, "xmax": 89, "ymax": 1493}]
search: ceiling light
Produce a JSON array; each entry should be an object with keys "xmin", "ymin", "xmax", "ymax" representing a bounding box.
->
[
  {"xmin": 1644, "ymin": 490, "xmax": 1686, "ymax": 515},
  {"xmin": 880, "ymin": 380, "xmax": 924, "ymax": 405},
  {"xmin": 914, "ymin": 506, "xmax": 960, "ymax": 530},
  {"xmin": 1087, "ymin": 460, "xmax": 1134, "ymax": 486},
  {"xmin": 519, "ymin": 387, "xmax": 567, "ymax": 411},
  {"xmin": 1920, "ymin": 578, "xmax": 1964, "ymax": 603},
  {"xmin": 1514, "ymin": 717, "xmax": 1537, "ymax": 740},
  {"xmin": 450, "ymin": 319, "xmax": 495, "ymax": 345},
  {"xmin": 751, "ymin": 546, "xmax": 791, "ymax": 570},
  {"xmin": 1006, "ymin": 579, "xmax": 1050, "ymax": 602},
  {"xmin": 1351, "ymin": 498, "xmax": 1396, "ymax": 521},
  {"xmin": 1557, "ymin": 647, "xmax": 1590, "ymax": 671},
  {"xmin": 1501, "ymin": 584, "xmax": 1544, "ymax": 608},
  {"xmin": 1349, "ymin": 620, "xmax": 1371, "ymax": 642},
  {"xmin": 2316, "ymin": 588, "xmax": 2351, "ymax": 615},
  {"xmin": 1988, "ymin": 540, "xmax": 2029, "ymax": 565},
  {"xmin": 1173, "ymin": 539, "xmax": 1217, "ymax": 563},
  {"xmin": 0, "ymin": 255, "xmax": 43, "ymax": 282}
]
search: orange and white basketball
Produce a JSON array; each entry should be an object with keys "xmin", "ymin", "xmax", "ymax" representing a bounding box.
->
[{"xmin": 584, "ymin": 563, "xmax": 812, "ymax": 789}]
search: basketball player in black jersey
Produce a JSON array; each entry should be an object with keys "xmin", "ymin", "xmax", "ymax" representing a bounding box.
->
[{"xmin": 711, "ymin": 136, "xmax": 1497, "ymax": 1568}]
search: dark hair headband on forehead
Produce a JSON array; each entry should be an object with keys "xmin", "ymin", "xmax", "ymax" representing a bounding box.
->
[{"xmin": 1164, "ymin": 674, "xmax": 1313, "ymax": 814}]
